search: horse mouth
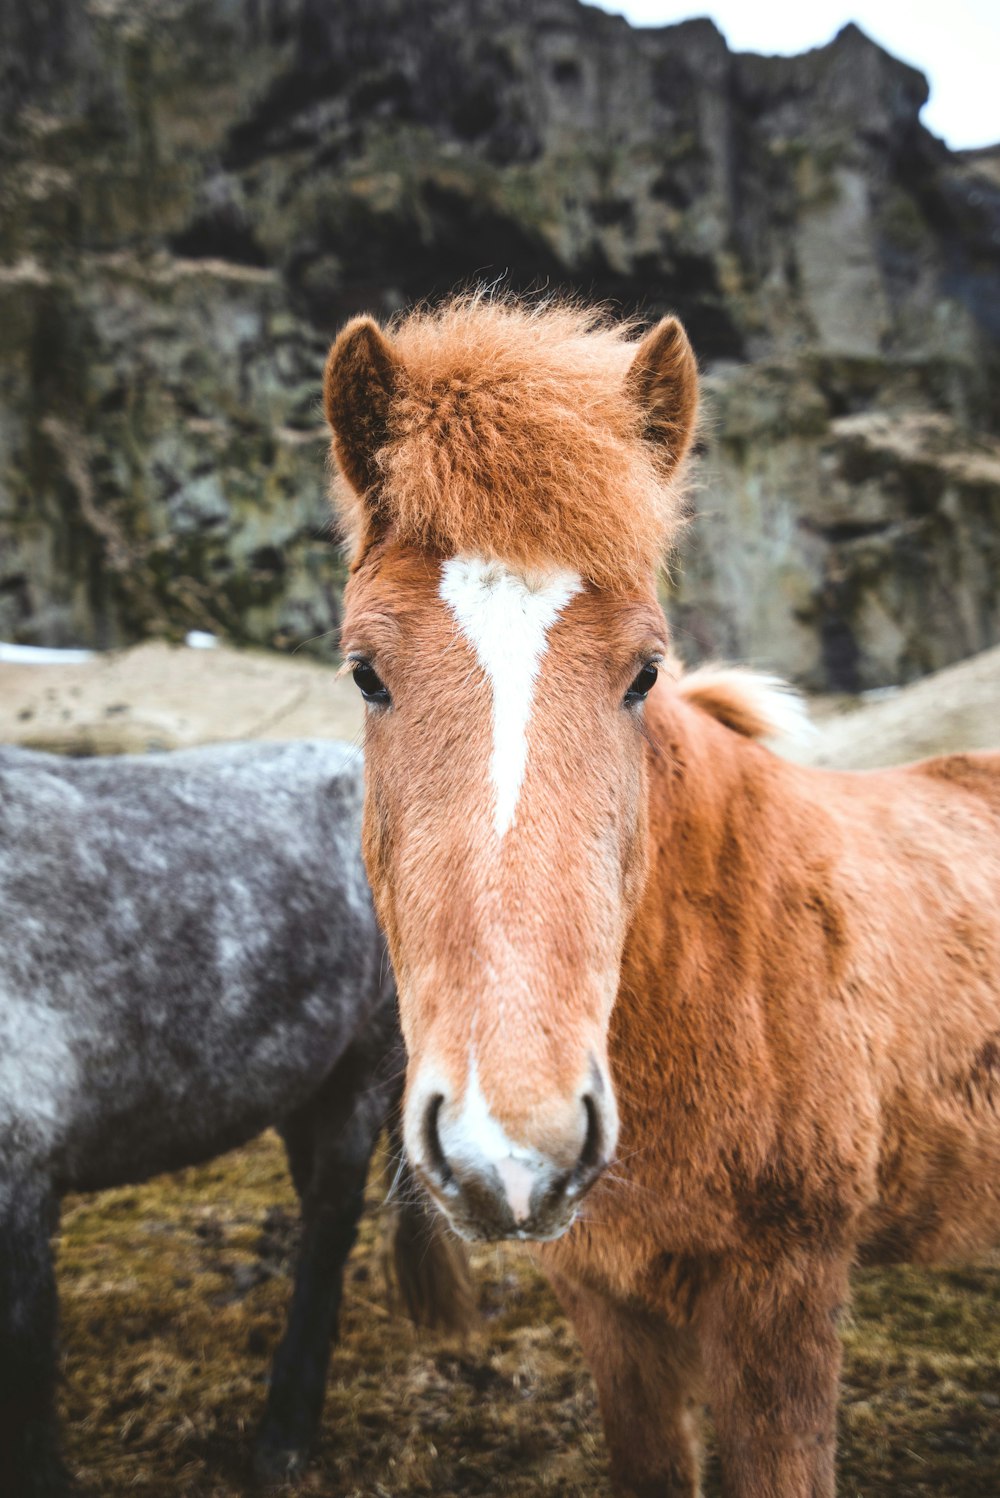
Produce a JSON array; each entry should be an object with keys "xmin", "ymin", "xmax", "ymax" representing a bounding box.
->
[{"xmin": 414, "ymin": 1161, "xmax": 593, "ymax": 1244}]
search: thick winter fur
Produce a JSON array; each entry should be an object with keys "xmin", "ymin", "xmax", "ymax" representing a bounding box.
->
[
  {"xmin": 0, "ymin": 742, "xmax": 468, "ymax": 1494},
  {"xmin": 328, "ymin": 294, "xmax": 1000, "ymax": 1498},
  {"xmin": 325, "ymin": 295, "xmax": 697, "ymax": 588}
]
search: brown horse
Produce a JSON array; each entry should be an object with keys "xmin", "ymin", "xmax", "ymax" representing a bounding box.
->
[{"xmin": 323, "ymin": 296, "xmax": 1000, "ymax": 1497}]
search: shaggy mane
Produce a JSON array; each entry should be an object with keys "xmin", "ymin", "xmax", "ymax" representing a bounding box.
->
[
  {"xmin": 332, "ymin": 296, "xmax": 693, "ymax": 590},
  {"xmin": 677, "ymin": 666, "xmax": 814, "ymax": 745}
]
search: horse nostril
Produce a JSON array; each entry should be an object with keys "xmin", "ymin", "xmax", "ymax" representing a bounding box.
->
[
  {"xmin": 422, "ymin": 1093, "xmax": 454, "ymax": 1187},
  {"xmin": 573, "ymin": 1092, "xmax": 606, "ymax": 1185}
]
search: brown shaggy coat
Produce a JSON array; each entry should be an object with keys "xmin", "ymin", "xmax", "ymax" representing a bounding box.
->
[
  {"xmin": 546, "ymin": 688, "xmax": 1000, "ymax": 1494},
  {"xmin": 324, "ymin": 296, "xmax": 1000, "ymax": 1498}
]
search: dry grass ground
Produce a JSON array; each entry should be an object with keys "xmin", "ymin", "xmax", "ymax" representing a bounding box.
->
[
  {"xmin": 4, "ymin": 639, "xmax": 998, "ymax": 1494},
  {"xmin": 57, "ymin": 1136, "xmax": 1000, "ymax": 1497}
]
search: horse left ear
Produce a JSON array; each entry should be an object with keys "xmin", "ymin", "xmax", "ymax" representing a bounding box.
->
[
  {"xmin": 323, "ymin": 315, "xmax": 402, "ymax": 499},
  {"xmin": 626, "ymin": 315, "xmax": 699, "ymax": 475}
]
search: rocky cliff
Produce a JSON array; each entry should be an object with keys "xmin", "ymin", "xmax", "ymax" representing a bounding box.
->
[{"xmin": 2, "ymin": 0, "xmax": 999, "ymax": 686}]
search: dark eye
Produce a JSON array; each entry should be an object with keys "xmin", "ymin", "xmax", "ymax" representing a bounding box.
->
[
  {"xmin": 624, "ymin": 663, "xmax": 658, "ymax": 706},
  {"xmin": 351, "ymin": 661, "xmax": 391, "ymax": 707}
]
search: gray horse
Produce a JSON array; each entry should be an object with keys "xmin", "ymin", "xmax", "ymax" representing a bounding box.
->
[{"xmin": 0, "ymin": 740, "xmax": 468, "ymax": 1494}]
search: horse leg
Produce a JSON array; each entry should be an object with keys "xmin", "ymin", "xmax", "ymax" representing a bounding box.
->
[
  {"xmin": 252, "ymin": 1034, "xmax": 398, "ymax": 1483},
  {"xmin": 551, "ymin": 1274, "xmax": 705, "ymax": 1498},
  {"xmin": 697, "ymin": 1252, "xmax": 848, "ymax": 1498},
  {"xmin": 0, "ymin": 1175, "xmax": 66, "ymax": 1496}
]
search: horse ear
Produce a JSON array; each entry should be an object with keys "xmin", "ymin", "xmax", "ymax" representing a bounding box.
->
[
  {"xmin": 626, "ymin": 315, "xmax": 699, "ymax": 474},
  {"xmin": 323, "ymin": 316, "xmax": 402, "ymax": 499}
]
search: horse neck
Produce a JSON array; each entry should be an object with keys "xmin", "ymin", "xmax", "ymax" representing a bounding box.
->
[
  {"xmin": 640, "ymin": 688, "xmax": 784, "ymax": 918},
  {"xmin": 613, "ymin": 692, "xmax": 809, "ymax": 1122}
]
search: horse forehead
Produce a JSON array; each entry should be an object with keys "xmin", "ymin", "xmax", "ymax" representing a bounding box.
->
[
  {"xmin": 345, "ymin": 544, "xmax": 664, "ymax": 666},
  {"xmin": 439, "ymin": 555, "xmax": 583, "ymax": 657}
]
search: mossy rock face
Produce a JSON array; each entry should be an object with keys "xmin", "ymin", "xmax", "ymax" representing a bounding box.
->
[
  {"xmin": 2, "ymin": 0, "xmax": 1000, "ymax": 680},
  {"xmin": 0, "ymin": 255, "xmax": 343, "ymax": 655},
  {"xmin": 672, "ymin": 372, "xmax": 1000, "ymax": 690}
]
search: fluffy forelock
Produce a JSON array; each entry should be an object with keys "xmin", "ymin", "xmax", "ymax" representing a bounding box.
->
[{"xmin": 332, "ymin": 295, "xmax": 690, "ymax": 590}]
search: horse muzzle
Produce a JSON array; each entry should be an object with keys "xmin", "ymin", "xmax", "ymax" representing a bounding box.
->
[{"xmin": 407, "ymin": 1066, "xmax": 615, "ymax": 1242}]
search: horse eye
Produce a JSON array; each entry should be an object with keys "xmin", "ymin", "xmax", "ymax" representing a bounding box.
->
[
  {"xmin": 624, "ymin": 663, "xmax": 658, "ymax": 706},
  {"xmin": 351, "ymin": 661, "xmax": 391, "ymax": 707}
]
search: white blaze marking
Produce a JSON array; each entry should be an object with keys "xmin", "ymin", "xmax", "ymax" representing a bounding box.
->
[
  {"xmin": 439, "ymin": 1055, "xmax": 546, "ymax": 1223},
  {"xmin": 446, "ymin": 1055, "xmax": 531, "ymax": 1166},
  {"xmin": 494, "ymin": 1157, "xmax": 537, "ymax": 1224},
  {"xmin": 439, "ymin": 556, "xmax": 582, "ymax": 838}
]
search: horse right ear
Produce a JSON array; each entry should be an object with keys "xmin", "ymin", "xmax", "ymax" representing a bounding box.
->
[
  {"xmin": 626, "ymin": 315, "xmax": 699, "ymax": 477},
  {"xmin": 323, "ymin": 316, "xmax": 401, "ymax": 500}
]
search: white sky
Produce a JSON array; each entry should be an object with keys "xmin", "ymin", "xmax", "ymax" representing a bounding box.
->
[{"xmin": 586, "ymin": 1, "xmax": 1000, "ymax": 150}]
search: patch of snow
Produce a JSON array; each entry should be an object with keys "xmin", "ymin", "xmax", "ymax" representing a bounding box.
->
[{"xmin": 0, "ymin": 642, "xmax": 95, "ymax": 664}]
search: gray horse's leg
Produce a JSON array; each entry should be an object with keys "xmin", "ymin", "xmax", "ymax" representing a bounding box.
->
[
  {"xmin": 252, "ymin": 1024, "xmax": 401, "ymax": 1483},
  {"xmin": 0, "ymin": 1176, "xmax": 66, "ymax": 1496}
]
